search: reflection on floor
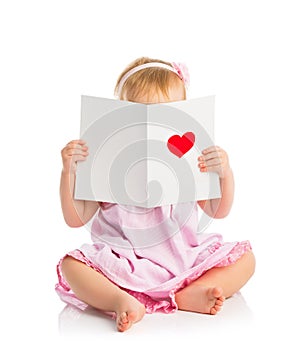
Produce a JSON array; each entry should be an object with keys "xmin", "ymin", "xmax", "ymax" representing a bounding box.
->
[{"xmin": 59, "ymin": 292, "xmax": 254, "ymax": 336}]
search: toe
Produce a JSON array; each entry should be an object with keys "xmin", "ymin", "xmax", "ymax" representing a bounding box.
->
[
  {"xmin": 118, "ymin": 324, "xmax": 128, "ymax": 332},
  {"xmin": 117, "ymin": 321, "xmax": 129, "ymax": 332},
  {"xmin": 120, "ymin": 312, "xmax": 128, "ymax": 324},
  {"xmin": 117, "ymin": 312, "xmax": 130, "ymax": 332},
  {"xmin": 216, "ymin": 299, "xmax": 223, "ymax": 306},
  {"xmin": 210, "ymin": 307, "xmax": 217, "ymax": 315},
  {"xmin": 121, "ymin": 312, "xmax": 129, "ymax": 323},
  {"xmin": 212, "ymin": 287, "xmax": 223, "ymax": 299}
]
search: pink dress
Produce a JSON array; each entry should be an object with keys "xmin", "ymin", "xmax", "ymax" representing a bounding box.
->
[{"xmin": 55, "ymin": 201, "xmax": 251, "ymax": 313}]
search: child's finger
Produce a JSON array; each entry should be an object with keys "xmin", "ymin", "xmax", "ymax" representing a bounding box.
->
[
  {"xmin": 198, "ymin": 151, "xmax": 221, "ymax": 162},
  {"xmin": 67, "ymin": 149, "xmax": 88, "ymax": 157},
  {"xmin": 67, "ymin": 139, "xmax": 86, "ymax": 148},
  {"xmin": 201, "ymin": 145, "xmax": 220, "ymax": 155},
  {"xmin": 198, "ymin": 158, "xmax": 222, "ymax": 168},
  {"xmin": 72, "ymin": 154, "xmax": 88, "ymax": 162},
  {"xmin": 66, "ymin": 143, "xmax": 88, "ymax": 152},
  {"xmin": 69, "ymin": 139, "xmax": 86, "ymax": 144},
  {"xmin": 200, "ymin": 164, "xmax": 220, "ymax": 174}
]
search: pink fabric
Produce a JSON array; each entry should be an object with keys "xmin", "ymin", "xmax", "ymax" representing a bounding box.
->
[
  {"xmin": 55, "ymin": 201, "xmax": 251, "ymax": 313},
  {"xmin": 171, "ymin": 62, "xmax": 190, "ymax": 87}
]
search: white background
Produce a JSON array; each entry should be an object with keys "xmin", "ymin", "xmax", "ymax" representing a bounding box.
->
[{"xmin": 1, "ymin": 0, "xmax": 293, "ymax": 349}]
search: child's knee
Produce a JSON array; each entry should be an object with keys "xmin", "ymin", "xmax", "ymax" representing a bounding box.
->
[
  {"xmin": 245, "ymin": 250, "xmax": 256, "ymax": 276},
  {"xmin": 60, "ymin": 255, "xmax": 78, "ymax": 277}
]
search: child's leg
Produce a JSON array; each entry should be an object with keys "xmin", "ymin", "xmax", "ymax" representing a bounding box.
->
[
  {"xmin": 175, "ymin": 250, "xmax": 255, "ymax": 315},
  {"xmin": 61, "ymin": 256, "xmax": 146, "ymax": 332}
]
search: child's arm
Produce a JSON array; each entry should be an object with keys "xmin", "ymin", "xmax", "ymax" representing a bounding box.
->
[
  {"xmin": 197, "ymin": 146, "xmax": 234, "ymax": 218},
  {"xmin": 60, "ymin": 139, "xmax": 99, "ymax": 227}
]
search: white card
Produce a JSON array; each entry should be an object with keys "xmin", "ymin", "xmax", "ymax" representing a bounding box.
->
[{"xmin": 74, "ymin": 95, "xmax": 221, "ymax": 208}]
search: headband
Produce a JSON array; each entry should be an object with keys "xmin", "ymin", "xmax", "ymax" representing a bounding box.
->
[{"xmin": 116, "ymin": 62, "xmax": 190, "ymax": 97}]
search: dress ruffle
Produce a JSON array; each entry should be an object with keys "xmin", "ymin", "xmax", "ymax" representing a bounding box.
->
[{"xmin": 55, "ymin": 240, "xmax": 251, "ymax": 314}]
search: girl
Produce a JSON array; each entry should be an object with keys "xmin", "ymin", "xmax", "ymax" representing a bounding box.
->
[{"xmin": 56, "ymin": 57, "xmax": 255, "ymax": 332}]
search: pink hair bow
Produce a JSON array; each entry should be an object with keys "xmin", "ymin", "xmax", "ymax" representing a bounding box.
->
[{"xmin": 172, "ymin": 62, "xmax": 190, "ymax": 87}]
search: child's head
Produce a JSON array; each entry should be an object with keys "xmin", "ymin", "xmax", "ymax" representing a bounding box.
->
[{"xmin": 115, "ymin": 57, "xmax": 189, "ymax": 104}]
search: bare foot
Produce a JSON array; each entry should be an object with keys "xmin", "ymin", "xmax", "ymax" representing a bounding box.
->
[
  {"xmin": 115, "ymin": 291, "xmax": 146, "ymax": 332},
  {"xmin": 176, "ymin": 285, "xmax": 225, "ymax": 315}
]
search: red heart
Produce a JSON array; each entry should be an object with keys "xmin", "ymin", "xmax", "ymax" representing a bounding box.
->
[{"xmin": 167, "ymin": 132, "xmax": 195, "ymax": 158}]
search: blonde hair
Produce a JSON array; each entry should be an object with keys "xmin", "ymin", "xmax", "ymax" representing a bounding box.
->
[{"xmin": 114, "ymin": 57, "xmax": 186, "ymax": 101}]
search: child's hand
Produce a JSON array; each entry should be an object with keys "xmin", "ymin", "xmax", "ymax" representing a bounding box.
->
[
  {"xmin": 61, "ymin": 139, "xmax": 89, "ymax": 174},
  {"xmin": 198, "ymin": 146, "xmax": 230, "ymax": 179}
]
